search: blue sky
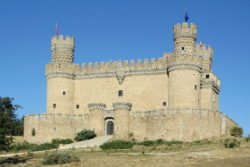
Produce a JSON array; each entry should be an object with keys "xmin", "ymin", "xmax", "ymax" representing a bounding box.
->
[{"xmin": 0, "ymin": 0, "xmax": 249, "ymax": 135}]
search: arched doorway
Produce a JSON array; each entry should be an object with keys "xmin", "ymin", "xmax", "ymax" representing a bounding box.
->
[{"xmin": 106, "ymin": 121, "xmax": 114, "ymax": 135}]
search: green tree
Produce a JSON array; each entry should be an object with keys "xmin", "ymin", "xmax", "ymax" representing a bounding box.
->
[
  {"xmin": 0, "ymin": 97, "xmax": 21, "ymax": 151},
  {"xmin": 230, "ymin": 126, "xmax": 243, "ymax": 138}
]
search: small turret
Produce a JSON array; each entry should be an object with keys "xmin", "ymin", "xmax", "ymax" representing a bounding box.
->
[
  {"xmin": 51, "ymin": 35, "xmax": 75, "ymax": 64},
  {"xmin": 173, "ymin": 22, "xmax": 197, "ymax": 55}
]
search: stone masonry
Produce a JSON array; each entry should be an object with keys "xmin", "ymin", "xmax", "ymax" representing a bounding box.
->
[{"xmin": 24, "ymin": 21, "xmax": 237, "ymax": 144}]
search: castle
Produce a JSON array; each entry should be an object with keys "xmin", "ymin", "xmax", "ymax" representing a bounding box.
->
[{"xmin": 24, "ymin": 21, "xmax": 237, "ymax": 144}]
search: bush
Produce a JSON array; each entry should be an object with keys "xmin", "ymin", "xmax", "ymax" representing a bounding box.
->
[
  {"xmin": 100, "ymin": 140, "xmax": 134, "ymax": 150},
  {"xmin": 230, "ymin": 126, "xmax": 243, "ymax": 137},
  {"xmin": 32, "ymin": 143, "xmax": 57, "ymax": 151},
  {"xmin": 42, "ymin": 152, "xmax": 79, "ymax": 165},
  {"xmin": 223, "ymin": 138, "xmax": 240, "ymax": 148},
  {"xmin": 137, "ymin": 140, "xmax": 183, "ymax": 146},
  {"xmin": 245, "ymin": 134, "xmax": 250, "ymax": 142},
  {"xmin": 74, "ymin": 130, "xmax": 96, "ymax": 141},
  {"xmin": 11, "ymin": 142, "xmax": 58, "ymax": 152},
  {"xmin": 137, "ymin": 140, "xmax": 155, "ymax": 146},
  {"xmin": 52, "ymin": 139, "xmax": 73, "ymax": 146}
]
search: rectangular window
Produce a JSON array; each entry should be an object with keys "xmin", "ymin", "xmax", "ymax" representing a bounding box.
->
[
  {"xmin": 195, "ymin": 85, "xmax": 197, "ymax": 90},
  {"xmin": 76, "ymin": 104, "xmax": 80, "ymax": 109},
  {"xmin": 53, "ymin": 104, "xmax": 56, "ymax": 108},
  {"xmin": 118, "ymin": 90, "xmax": 123, "ymax": 97},
  {"xmin": 63, "ymin": 91, "xmax": 66, "ymax": 95},
  {"xmin": 163, "ymin": 102, "xmax": 167, "ymax": 106},
  {"xmin": 206, "ymin": 74, "xmax": 209, "ymax": 79}
]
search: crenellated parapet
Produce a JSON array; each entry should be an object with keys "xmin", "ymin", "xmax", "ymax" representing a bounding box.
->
[
  {"xmin": 173, "ymin": 23, "xmax": 197, "ymax": 39},
  {"xmin": 24, "ymin": 113, "xmax": 89, "ymax": 121},
  {"xmin": 196, "ymin": 43, "xmax": 213, "ymax": 72},
  {"xmin": 51, "ymin": 35, "xmax": 75, "ymax": 64},
  {"xmin": 88, "ymin": 103, "xmax": 106, "ymax": 111},
  {"xmin": 45, "ymin": 57, "xmax": 168, "ymax": 80},
  {"xmin": 113, "ymin": 102, "xmax": 132, "ymax": 111},
  {"xmin": 167, "ymin": 54, "xmax": 203, "ymax": 72}
]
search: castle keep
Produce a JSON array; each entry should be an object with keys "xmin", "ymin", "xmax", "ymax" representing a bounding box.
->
[{"xmin": 24, "ymin": 21, "xmax": 237, "ymax": 143}]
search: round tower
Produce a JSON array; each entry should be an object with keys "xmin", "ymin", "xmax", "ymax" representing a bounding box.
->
[
  {"xmin": 51, "ymin": 35, "xmax": 75, "ymax": 63},
  {"xmin": 168, "ymin": 22, "xmax": 202, "ymax": 109},
  {"xmin": 113, "ymin": 102, "xmax": 132, "ymax": 139},
  {"xmin": 173, "ymin": 22, "xmax": 197, "ymax": 55},
  {"xmin": 88, "ymin": 103, "xmax": 106, "ymax": 136},
  {"xmin": 46, "ymin": 35, "xmax": 75, "ymax": 114}
]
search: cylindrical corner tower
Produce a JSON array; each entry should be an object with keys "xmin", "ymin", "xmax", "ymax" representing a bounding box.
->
[
  {"xmin": 46, "ymin": 35, "xmax": 75, "ymax": 114},
  {"xmin": 173, "ymin": 22, "xmax": 197, "ymax": 55},
  {"xmin": 88, "ymin": 103, "xmax": 106, "ymax": 136},
  {"xmin": 51, "ymin": 35, "xmax": 75, "ymax": 63},
  {"xmin": 168, "ymin": 22, "xmax": 202, "ymax": 109},
  {"xmin": 113, "ymin": 102, "xmax": 132, "ymax": 139}
]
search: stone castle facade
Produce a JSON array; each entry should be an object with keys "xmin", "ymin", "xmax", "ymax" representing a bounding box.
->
[{"xmin": 24, "ymin": 21, "xmax": 237, "ymax": 144}]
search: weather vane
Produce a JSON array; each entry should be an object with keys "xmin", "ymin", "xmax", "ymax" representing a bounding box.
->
[{"xmin": 55, "ymin": 23, "xmax": 59, "ymax": 36}]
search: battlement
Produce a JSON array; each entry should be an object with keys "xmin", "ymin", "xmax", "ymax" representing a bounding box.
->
[
  {"xmin": 24, "ymin": 113, "xmax": 89, "ymax": 121},
  {"xmin": 173, "ymin": 22, "xmax": 197, "ymax": 39},
  {"xmin": 196, "ymin": 42, "xmax": 213, "ymax": 58},
  {"xmin": 51, "ymin": 35, "xmax": 75, "ymax": 45}
]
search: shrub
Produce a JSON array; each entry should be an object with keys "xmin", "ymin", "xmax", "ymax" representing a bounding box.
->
[
  {"xmin": 42, "ymin": 152, "xmax": 79, "ymax": 165},
  {"xmin": 138, "ymin": 140, "xmax": 155, "ymax": 146},
  {"xmin": 100, "ymin": 140, "xmax": 134, "ymax": 150},
  {"xmin": 230, "ymin": 126, "xmax": 243, "ymax": 137},
  {"xmin": 52, "ymin": 139, "xmax": 73, "ymax": 146},
  {"xmin": 11, "ymin": 142, "xmax": 58, "ymax": 152},
  {"xmin": 223, "ymin": 138, "xmax": 240, "ymax": 148},
  {"xmin": 245, "ymin": 134, "xmax": 250, "ymax": 142},
  {"xmin": 32, "ymin": 143, "xmax": 57, "ymax": 151},
  {"xmin": 74, "ymin": 130, "xmax": 96, "ymax": 141}
]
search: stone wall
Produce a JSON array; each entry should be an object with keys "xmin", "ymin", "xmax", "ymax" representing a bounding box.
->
[
  {"xmin": 24, "ymin": 114, "xmax": 89, "ymax": 144},
  {"xmin": 24, "ymin": 108, "xmax": 237, "ymax": 143}
]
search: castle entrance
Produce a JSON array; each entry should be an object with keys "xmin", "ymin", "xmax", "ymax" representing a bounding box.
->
[{"xmin": 106, "ymin": 121, "xmax": 114, "ymax": 135}]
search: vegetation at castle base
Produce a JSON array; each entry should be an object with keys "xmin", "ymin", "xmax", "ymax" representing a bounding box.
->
[
  {"xmin": 52, "ymin": 138, "xmax": 73, "ymax": 145},
  {"xmin": 11, "ymin": 142, "xmax": 58, "ymax": 152},
  {"xmin": 100, "ymin": 140, "xmax": 134, "ymax": 150},
  {"xmin": 11, "ymin": 138, "xmax": 73, "ymax": 152},
  {"xmin": 223, "ymin": 138, "xmax": 241, "ymax": 148},
  {"xmin": 230, "ymin": 126, "xmax": 243, "ymax": 138},
  {"xmin": 42, "ymin": 152, "xmax": 80, "ymax": 165},
  {"xmin": 74, "ymin": 129, "xmax": 96, "ymax": 141},
  {"xmin": 245, "ymin": 134, "xmax": 250, "ymax": 142},
  {"xmin": 0, "ymin": 97, "xmax": 23, "ymax": 151},
  {"xmin": 100, "ymin": 139, "xmax": 215, "ymax": 150}
]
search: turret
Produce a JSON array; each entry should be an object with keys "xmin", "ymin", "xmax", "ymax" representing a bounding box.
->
[
  {"xmin": 46, "ymin": 35, "xmax": 75, "ymax": 114},
  {"xmin": 113, "ymin": 102, "xmax": 132, "ymax": 139},
  {"xmin": 173, "ymin": 23, "xmax": 197, "ymax": 55},
  {"xmin": 51, "ymin": 35, "xmax": 75, "ymax": 64},
  {"xmin": 168, "ymin": 22, "xmax": 202, "ymax": 109}
]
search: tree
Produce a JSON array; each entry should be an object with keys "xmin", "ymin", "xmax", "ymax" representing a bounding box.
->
[
  {"xmin": 0, "ymin": 97, "xmax": 21, "ymax": 151},
  {"xmin": 230, "ymin": 126, "xmax": 243, "ymax": 138}
]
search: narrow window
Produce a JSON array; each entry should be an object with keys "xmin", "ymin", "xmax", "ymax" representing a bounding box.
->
[
  {"xmin": 206, "ymin": 74, "xmax": 209, "ymax": 79},
  {"xmin": 62, "ymin": 91, "xmax": 66, "ymax": 95},
  {"xmin": 195, "ymin": 85, "xmax": 197, "ymax": 90},
  {"xmin": 53, "ymin": 104, "xmax": 56, "ymax": 108},
  {"xmin": 118, "ymin": 90, "xmax": 123, "ymax": 97},
  {"xmin": 54, "ymin": 127, "xmax": 56, "ymax": 132},
  {"xmin": 163, "ymin": 102, "xmax": 167, "ymax": 106},
  {"xmin": 32, "ymin": 128, "xmax": 36, "ymax": 136},
  {"xmin": 76, "ymin": 104, "xmax": 80, "ymax": 109},
  {"xmin": 181, "ymin": 47, "xmax": 185, "ymax": 50}
]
